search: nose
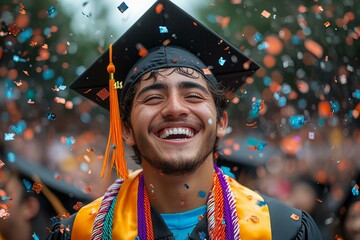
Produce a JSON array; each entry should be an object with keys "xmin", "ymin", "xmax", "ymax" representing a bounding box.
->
[{"xmin": 161, "ymin": 94, "xmax": 189, "ymax": 118}]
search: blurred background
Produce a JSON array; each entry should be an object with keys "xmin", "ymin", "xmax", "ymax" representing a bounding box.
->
[{"xmin": 0, "ymin": 0, "xmax": 359, "ymax": 239}]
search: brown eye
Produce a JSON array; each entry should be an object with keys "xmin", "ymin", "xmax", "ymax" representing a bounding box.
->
[{"xmin": 143, "ymin": 95, "xmax": 164, "ymax": 104}]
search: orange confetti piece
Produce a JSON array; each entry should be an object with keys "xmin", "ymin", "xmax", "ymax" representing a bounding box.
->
[
  {"xmin": 193, "ymin": 21, "xmax": 198, "ymax": 26},
  {"xmin": 223, "ymin": 148, "xmax": 232, "ymax": 156},
  {"xmin": 138, "ymin": 47, "xmax": 148, "ymax": 57},
  {"xmin": 23, "ymin": 70, "xmax": 29, "ymax": 76},
  {"xmin": 261, "ymin": 10, "xmax": 271, "ymax": 18},
  {"xmin": 304, "ymin": 39, "xmax": 323, "ymax": 58},
  {"xmin": 72, "ymin": 201, "xmax": 84, "ymax": 211},
  {"xmin": 216, "ymin": 16, "xmax": 231, "ymax": 28},
  {"xmin": 246, "ymin": 122, "xmax": 257, "ymax": 127},
  {"xmin": 250, "ymin": 215, "xmax": 259, "ymax": 223},
  {"xmin": 324, "ymin": 21, "xmax": 331, "ymax": 27},
  {"xmin": 32, "ymin": 183, "xmax": 43, "ymax": 194},
  {"xmin": 290, "ymin": 213, "xmax": 299, "ymax": 221},
  {"xmin": 202, "ymin": 68, "xmax": 212, "ymax": 75},
  {"xmin": 318, "ymin": 101, "xmax": 331, "ymax": 118},
  {"xmin": 155, "ymin": 3, "xmax": 164, "ymax": 14}
]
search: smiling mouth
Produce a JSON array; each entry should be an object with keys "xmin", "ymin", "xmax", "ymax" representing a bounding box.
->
[{"xmin": 158, "ymin": 127, "xmax": 196, "ymax": 140}]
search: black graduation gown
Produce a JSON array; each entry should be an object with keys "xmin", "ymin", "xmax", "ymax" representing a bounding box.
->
[{"xmin": 46, "ymin": 195, "xmax": 322, "ymax": 240}]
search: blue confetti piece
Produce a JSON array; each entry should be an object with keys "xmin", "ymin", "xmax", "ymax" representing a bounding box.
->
[
  {"xmin": 291, "ymin": 35, "xmax": 302, "ymax": 45},
  {"xmin": 352, "ymin": 89, "xmax": 360, "ymax": 99},
  {"xmin": 117, "ymin": 2, "xmax": 129, "ymax": 13},
  {"xmin": 330, "ymin": 101, "xmax": 340, "ymax": 113},
  {"xmin": 257, "ymin": 200, "xmax": 267, "ymax": 207},
  {"xmin": 9, "ymin": 120, "xmax": 27, "ymax": 135},
  {"xmin": 58, "ymin": 85, "xmax": 67, "ymax": 91},
  {"xmin": 184, "ymin": 183, "xmax": 189, "ymax": 189},
  {"xmin": 4, "ymin": 133, "xmax": 15, "ymax": 141},
  {"xmin": 257, "ymin": 141, "xmax": 267, "ymax": 151},
  {"xmin": 43, "ymin": 69, "xmax": 55, "ymax": 80},
  {"xmin": 263, "ymin": 76, "xmax": 272, "ymax": 86},
  {"xmin": 7, "ymin": 152, "xmax": 16, "ymax": 162},
  {"xmin": 66, "ymin": 136, "xmax": 76, "ymax": 146},
  {"xmin": 199, "ymin": 231, "xmax": 206, "ymax": 240},
  {"xmin": 239, "ymin": 89, "xmax": 247, "ymax": 99},
  {"xmin": 198, "ymin": 190, "xmax": 206, "ymax": 198},
  {"xmin": 278, "ymin": 96, "xmax": 287, "ymax": 107},
  {"xmin": 282, "ymin": 84, "xmax": 291, "ymax": 94},
  {"xmin": 47, "ymin": 6, "xmax": 57, "ymax": 18},
  {"xmin": 159, "ymin": 26, "xmax": 168, "ymax": 33},
  {"xmin": 50, "ymin": 216, "xmax": 59, "ymax": 223},
  {"xmin": 80, "ymin": 162, "xmax": 89, "ymax": 172},
  {"xmin": 220, "ymin": 166, "xmax": 235, "ymax": 178},
  {"xmin": 257, "ymin": 42, "xmax": 268, "ymax": 50},
  {"xmin": 274, "ymin": 92, "xmax": 280, "ymax": 100},
  {"xmin": 289, "ymin": 115, "xmax": 305, "ymax": 129},
  {"xmin": 32, "ymin": 232, "xmax": 40, "ymax": 240},
  {"xmin": 206, "ymin": 14, "xmax": 217, "ymax": 24},
  {"xmin": 352, "ymin": 185, "xmax": 359, "ymax": 196},
  {"xmin": 253, "ymin": 32, "xmax": 263, "ymax": 43},
  {"xmin": 47, "ymin": 112, "xmax": 56, "ymax": 120},
  {"xmin": 23, "ymin": 179, "xmax": 32, "ymax": 192},
  {"xmin": 55, "ymin": 76, "xmax": 64, "ymax": 86},
  {"xmin": 18, "ymin": 28, "xmax": 33, "ymax": 43},
  {"xmin": 12, "ymin": 55, "xmax": 27, "ymax": 62},
  {"xmin": 248, "ymin": 99, "xmax": 262, "ymax": 119},
  {"xmin": 1, "ymin": 196, "xmax": 9, "ymax": 201},
  {"xmin": 218, "ymin": 57, "xmax": 226, "ymax": 66}
]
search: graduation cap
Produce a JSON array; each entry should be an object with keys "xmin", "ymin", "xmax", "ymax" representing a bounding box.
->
[
  {"xmin": 1, "ymin": 156, "xmax": 93, "ymax": 217},
  {"xmin": 70, "ymin": 0, "xmax": 260, "ymax": 179}
]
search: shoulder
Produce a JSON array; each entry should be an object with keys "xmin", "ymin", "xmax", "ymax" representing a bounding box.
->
[{"xmin": 262, "ymin": 195, "xmax": 323, "ymax": 240}]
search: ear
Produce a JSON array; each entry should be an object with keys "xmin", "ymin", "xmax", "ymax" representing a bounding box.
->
[
  {"xmin": 216, "ymin": 111, "xmax": 228, "ymax": 138},
  {"xmin": 121, "ymin": 121, "xmax": 136, "ymax": 146},
  {"xmin": 21, "ymin": 196, "xmax": 40, "ymax": 220}
]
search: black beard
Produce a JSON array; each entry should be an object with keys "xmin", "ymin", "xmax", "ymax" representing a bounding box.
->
[{"xmin": 141, "ymin": 146, "xmax": 214, "ymax": 176}]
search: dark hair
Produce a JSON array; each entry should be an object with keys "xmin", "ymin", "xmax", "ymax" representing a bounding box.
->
[{"xmin": 120, "ymin": 67, "xmax": 228, "ymax": 164}]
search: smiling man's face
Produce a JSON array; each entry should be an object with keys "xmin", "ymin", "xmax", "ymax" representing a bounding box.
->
[{"xmin": 123, "ymin": 68, "xmax": 227, "ymax": 175}]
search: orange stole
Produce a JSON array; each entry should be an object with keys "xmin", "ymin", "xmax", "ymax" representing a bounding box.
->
[{"xmin": 72, "ymin": 170, "xmax": 272, "ymax": 239}]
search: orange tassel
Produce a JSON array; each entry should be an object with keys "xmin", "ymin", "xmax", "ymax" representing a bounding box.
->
[{"xmin": 101, "ymin": 44, "xmax": 128, "ymax": 179}]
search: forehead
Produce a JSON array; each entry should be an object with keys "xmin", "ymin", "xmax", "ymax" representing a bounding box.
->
[{"xmin": 137, "ymin": 67, "xmax": 208, "ymax": 87}]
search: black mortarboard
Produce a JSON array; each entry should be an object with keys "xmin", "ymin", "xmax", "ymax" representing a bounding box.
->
[
  {"xmin": 2, "ymin": 156, "xmax": 92, "ymax": 216},
  {"xmin": 70, "ymin": 0, "xmax": 259, "ymax": 110},
  {"xmin": 69, "ymin": 0, "xmax": 260, "ymax": 179}
]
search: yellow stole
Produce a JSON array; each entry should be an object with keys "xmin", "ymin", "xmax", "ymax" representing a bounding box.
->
[{"xmin": 72, "ymin": 170, "xmax": 271, "ymax": 239}]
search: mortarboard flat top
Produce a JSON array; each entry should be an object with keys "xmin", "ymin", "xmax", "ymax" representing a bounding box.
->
[{"xmin": 70, "ymin": 0, "xmax": 259, "ymax": 110}]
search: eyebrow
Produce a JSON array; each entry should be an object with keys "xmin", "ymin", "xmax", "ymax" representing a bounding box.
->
[
  {"xmin": 136, "ymin": 82, "xmax": 168, "ymax": 98},
  {"xmin": 136, "ymin": 80, "xmax": 210, "ymax": 98},
  {"xmin": 179, "ymin": 81, "xmax": 210, "ymax": 95}
]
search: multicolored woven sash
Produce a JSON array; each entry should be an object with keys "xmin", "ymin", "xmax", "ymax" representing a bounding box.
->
[{"xmin": 91, "ymin": 165, "xmax": 241, "ymax": 239}]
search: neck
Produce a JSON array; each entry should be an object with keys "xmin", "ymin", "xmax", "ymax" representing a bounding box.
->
[{"xmin": 141, "ymin": 158, "xmax": 214, "ymax": 214}]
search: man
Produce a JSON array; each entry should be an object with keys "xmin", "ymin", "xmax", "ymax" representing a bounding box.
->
[
  {"xmin": 0, "ymin": 146, "xmax": 92, "ymax": 240},
  {"xmin": 337, "ymin": 176, "xmax": 360, "ymax": 240},
  {"xmin": 47, "ymin": 0, "xmax": 322, "ymax": 239}
]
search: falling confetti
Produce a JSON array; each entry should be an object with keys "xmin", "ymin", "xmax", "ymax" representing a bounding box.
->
[
  {"xmin": 32, "ymin": 183, "xmax": 43, "ymax": 194},
  {"xmin": 289, "ymin": 115, "xmax": 306, "ymax": 129},
  {"xmin": 261, "ymin": 10, "xmax": 271, "ymax": 18},
  {"xmin": 117, "ymin": 2, "xmax": 129, "ymax": 13},
  {"xmin": 218, "ymin": 56, "xmax": 226, "ymax": 66},
  {"xmin": 47, "ymin": 6, "xmax": 57, "ymax": 18},
  {"xmin": 352, "ymin": 184, "xmax": 359, "ymax": 196},
  {"xmin": 159, "ymin": 26, "xmax": 168, "ymax": 33}
]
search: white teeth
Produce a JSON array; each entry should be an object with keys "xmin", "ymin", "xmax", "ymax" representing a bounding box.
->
[{"xmin": 160, "ymin": 128, "xmax": 194, "ymax": 139}]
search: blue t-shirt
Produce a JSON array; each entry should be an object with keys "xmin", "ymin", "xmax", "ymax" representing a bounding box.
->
[{"xmin": 160, "ymin": 205, "xmax": 206, "ymax": 240}]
